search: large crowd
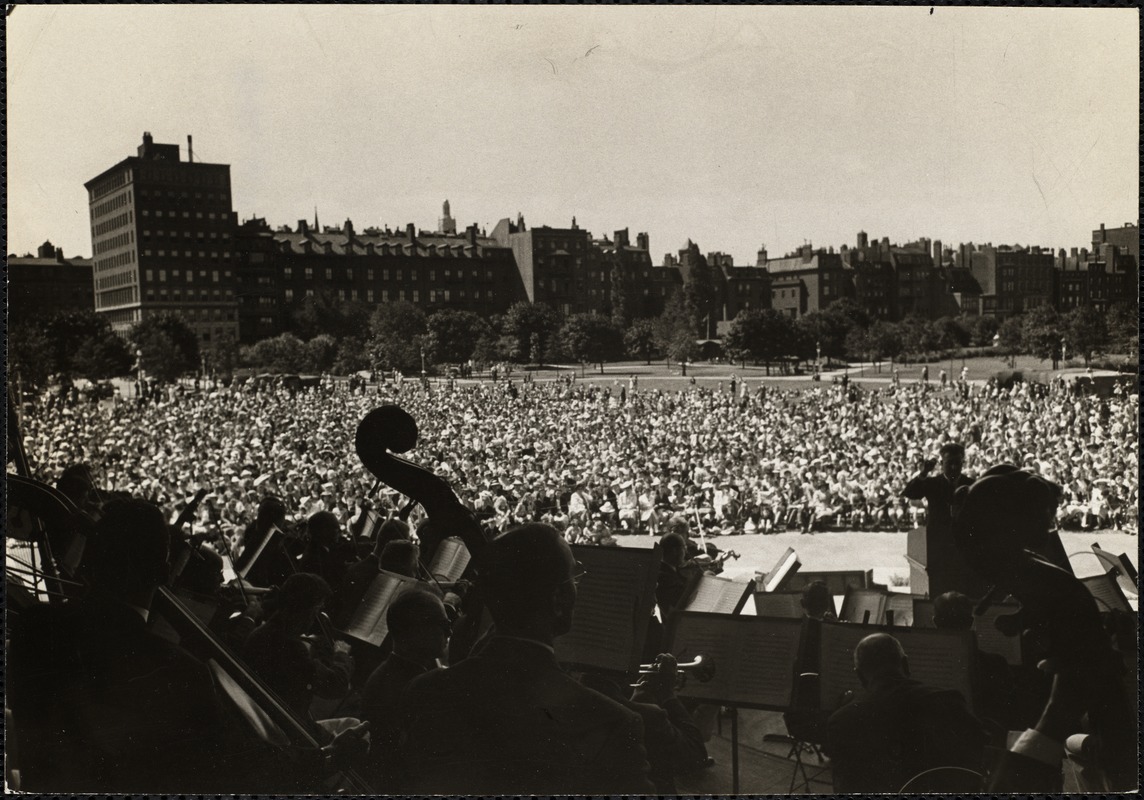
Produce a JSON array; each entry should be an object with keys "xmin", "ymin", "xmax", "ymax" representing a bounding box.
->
[
  {"xmin": 10, "ymin": 372, "xmax": 1138, "ymax": 795},
  {"xmin": 23, "ymin": 373, "xmax": 1138, "ymax": 548}
]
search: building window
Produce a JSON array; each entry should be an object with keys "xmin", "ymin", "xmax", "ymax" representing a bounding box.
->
[
  {"xmin": 284, "ymin": 267, "xmax": 292, "ymax": 280},
  {"xmin": 305, "ymin": 267, "xmax": 313, "ymax": 280},
  {"xmin": 367, "ymin": 269, "xmax": 374, "ymax": 281},
  {"xmin": 412, "ymin": 290, "xmax": 420, "ymax": 302}
]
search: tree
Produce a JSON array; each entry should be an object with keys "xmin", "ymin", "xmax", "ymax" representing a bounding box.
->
[
  {"xmin": 1062, "ymin": 306, "xmax": 1107, "ymax": 366},
  {"xmin": 1104, "ymin": 302, "xmax": 1138, "ymax": 358},
  {"xmin": 291, "ymin": 291, "xmax": 372, "ymax": 341},
  {"xmin": 242, "ymin": 333, "xmax": 305, "ymax": 373},
  {"xmin": 71, "ymin": 333, "xmax": 134, "ymax": 380},
  {"xmin": 38, "ymin": 310, "xmax": 131, "ymax": 379},
  {"xmin": 931, "ymin": 316, "xmax": 971, "ymax": 351},
  {"xmin": 624, "ymin": 318, "xmax": 660, "ymax": 365},
  {"xmin": 967, "ymin": 315, "xmax": 1000, "ymax": 348},
  {"xmin": 1020, "ymin": 306, "xmax": 1063, "ymax": 365},
  {"xmin": 368, "ymin": 301, "xmax": 428, "ymax": 373},
  {"xmin": 996, "ymin": 315, "xmax": 1024, "ymax": 354},
  {"xmin": 332, "ymin": 337, "xmax": 370, "ymax": 375},
  {"xmin": 897, "ymin": 314, "xmax": 939, "ymax": 358},
  {"xmin": 723, "ymin": 309, "xmax": 796, "ymax": 373},
  {"xmin": 503, "ymin": 302, "xmax": 563, "ymax": 365},
  {"xmin": 131, "ymin": 313, "xmax": 200, "ymax": 382},
  {"xmin": 558, "ymin": 314, "xmax": 623, "ymax": 374},
  {"xmin": 794, "ymin": 312, "xmax": 847, "ymax": 361},
  {"xmin": 868, "ymin": 320, "xmax": 904, "ymax": 366},
  {"xmin": 203, "ymin": 336, "xmax": 240, "ymax": 377},
  {"xmin": 655, "ymin": 293, "xmax": 698, "ymax": 374},
  {"xmin": 682, "ymin": 256, "xmax": 718, "ymax": 339},
  {"xmin": 428, "ymin": 310, "xmax": 491, "ymax": 365},
  {"xmin": 303, "ymin": 334, "xmax": 339, "ymax": 373},
  {"xmin": 9, "ymin": 325, "xmax": 54, "ymax": 388}
]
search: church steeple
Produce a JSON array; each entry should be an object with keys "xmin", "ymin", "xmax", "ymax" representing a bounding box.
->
[{"xmin": 439, "ymin": 199, "xmax": 457, "ymax": 235}]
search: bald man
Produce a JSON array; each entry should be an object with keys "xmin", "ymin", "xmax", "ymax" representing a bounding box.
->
[
  {"xmin": 824, "ymin": 632, "xmax": 985, "ymax": 793},
  {"xmin": 396, "ymin": 523, "xmax": 654, "ymax": 794}
]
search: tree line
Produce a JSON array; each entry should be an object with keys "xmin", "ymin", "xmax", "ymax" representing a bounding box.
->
[{"xmin": 9, "ymin": 291, "xmax": 1136, "ymax": 388}]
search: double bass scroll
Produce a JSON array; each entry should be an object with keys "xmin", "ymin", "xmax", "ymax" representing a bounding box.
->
[{"xmin": 354, "ymin": 405, "xmax": 491, "ymax": 566}]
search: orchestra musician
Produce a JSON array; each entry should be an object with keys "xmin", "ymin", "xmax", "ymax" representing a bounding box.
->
[
  {"xmin": 8, "ymin": 499, "xmax": 368, "ymax": 793},
  {"xmin": 396, "ymin": 523, "xmax": 655, "ymax": 794},
  {"xmin": 359, "ymin": 589, "xmax": 452, "ymax": 788},
  {"xmin": 241, "ymin": 572, "xmax": 355, "ymax": 731},
  {"xmin": 234, "ymin": 495, "xmax": 296, "ymax": 588}
]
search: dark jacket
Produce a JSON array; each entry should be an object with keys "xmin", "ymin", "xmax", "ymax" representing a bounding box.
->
[
  {"xmin": 826, "ymin": 675, "xmax": 986, "ymax": 793},
  {"xmin": 397, "ymin": 635, "xmax": 654, "ymax": 794}
]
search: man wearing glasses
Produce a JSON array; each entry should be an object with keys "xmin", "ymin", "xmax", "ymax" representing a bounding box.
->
[{"xmin": 396, "ymin": 523, "xmax": 654, "ymax": 794}]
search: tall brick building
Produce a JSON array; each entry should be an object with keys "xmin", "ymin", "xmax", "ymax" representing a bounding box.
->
[{"xmin": 84, "ymin": 133, "xmax": 239, "ymax": 342}]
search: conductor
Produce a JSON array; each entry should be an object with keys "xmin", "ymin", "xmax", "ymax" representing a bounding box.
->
[{"xmin": 902, "ymin": 443, "xmax": 986, "ymax": 598}]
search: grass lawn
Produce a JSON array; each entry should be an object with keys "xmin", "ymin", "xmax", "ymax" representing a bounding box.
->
[{"xmin": 497, "ymin": 353, "xmax": 1134, "ymax": 392}]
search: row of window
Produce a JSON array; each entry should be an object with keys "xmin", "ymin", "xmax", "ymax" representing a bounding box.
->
[
  {"xmin": 280, "ymin": 287, "xmax": 498, "ymax": 304},
  {"xmin": 142, "ymin": 250, "xmax": 231, "ymax": 261},
  {"xmin": 92, "ymin": 212, "xmax": 132, "ymax": 237},
  {"xmin": 143, "ymin": 229, "xmax": 231, "ymax": 242},
  {"xmin": 136, "ymin": 166, "xmax": 228, "ymax": 187},
  {"xmin": 144, "ymin": 288, "xmax": 234, "ymax": 302},
  {"xmin": 138, "ymin": 188, "xmax": 228, "ymax": 203},
  {"xmin": 97, "ymin": 270, "xmax": 136, "ymax": 291},
  {"xmin": 95, "ymin": 250, "xmax": 136, "ymax": 271},
  {"xmin": 144, "ymin": 269, "xmax": 231, "ymax": 283},
  {"xmin": 94, "ymin": 230, "xmax": 135, "ymax": 255},
  {"xmin": 282, "ymin": 266, "xmax": 499, "ymax": 283},
  {"xmin": 140, "ymin": 208, "xmax": 228, "ymax": 221},
  {"xmin": 96, "ymin": 286, "xmax": 138, "ymax": 308},
  {"xmin": 88, "ymin": 171, "xmax": 127, "ymax": 202},
  {"xmin": 91, "ymin": 190, "xmax": 131, "ymax": 219}
]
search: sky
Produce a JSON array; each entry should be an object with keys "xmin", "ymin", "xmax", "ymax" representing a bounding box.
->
[{"xmin": 7, "ymin": 5, "xmax": 1139, "ymax": 265}]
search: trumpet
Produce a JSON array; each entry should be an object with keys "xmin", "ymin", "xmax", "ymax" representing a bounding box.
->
[{"xmin": 632, "ymin": 653, "xmax": 716, "ymax": 688}]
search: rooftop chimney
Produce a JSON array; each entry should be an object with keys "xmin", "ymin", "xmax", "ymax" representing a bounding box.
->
[
  {"xmin": 187, "ymin": 134, "xmax": 193, "ymax": 163},
  {"xmin": 407, "ymin": 223, "xmax": 417, "ymax": 243}
]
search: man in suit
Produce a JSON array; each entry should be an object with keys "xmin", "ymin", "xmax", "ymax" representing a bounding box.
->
[
  {"xmin": 825, "ymin": 632, "xmax": 986, "ymax": 793},
  {"xmin": 396, "ymin": 523, "xmax": 654, "ymax": 794},
  {"xmin": 902, "ymin": 442, "xmax": 985, "ymax": 597},
  {"xmin": 359, "ymin": 589, "xmax": 451, "ymax": 788}
]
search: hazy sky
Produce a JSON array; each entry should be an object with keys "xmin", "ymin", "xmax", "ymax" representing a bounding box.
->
[{"xmin": 7, "ymin": 5, "xmax": 1138, "ymax": 264}]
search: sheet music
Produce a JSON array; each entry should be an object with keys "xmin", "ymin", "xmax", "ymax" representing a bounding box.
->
[
  {"xmin": 818, "ymin": 622, "xmax": 869, "ymax": 709},
  {"xmin": 554, "ymin": 545, "xmax": 660, "ymax": 673},
  {"xmin": 884, "ymin": 593, "xmax": 916, "ymax": 627},
  {"xmin": 684, "ymin": 575, "xmax": 752, "ymax": 614},
  {"xmin": 818, "ymin": 623, "xmax": 974, "ymax": 710},
  {"xmin": 428, "ymin": 537, "xmax": 470, "ymax": 583},
  {"xmin": 898, "ymin": 628, "xmax": 975, "ymax": 704},
  {"xmin": 343, "ymin": 570, "xmax": 421, "ymax": 647},
  {"xmin": 840, "ymin": 588, "xmax": 886, "ymax": 624},
  {"xmin": 972, "ymin": 601, "xmax": 1023, "ymax": 664},
  {"xmin": 1081, "ymin": 572, "xmax": 1132, "ymax": 613},
  {"xmin": 668, "ymin": 612, "xmax": 804, "ymax": 709},
  {"xmin": 753, "ymin": 591, "xmax": 805, "ymax": 618}
]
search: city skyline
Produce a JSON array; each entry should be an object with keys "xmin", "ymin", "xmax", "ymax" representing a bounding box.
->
[{"xmin": 7, "ymin": 5, "xmax": 1138, "ymax": 264}]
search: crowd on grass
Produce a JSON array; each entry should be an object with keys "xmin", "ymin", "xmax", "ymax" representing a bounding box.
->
[{"xmin": 22, "ymin": 371, "xmax": 1138, "ymax": 550}]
